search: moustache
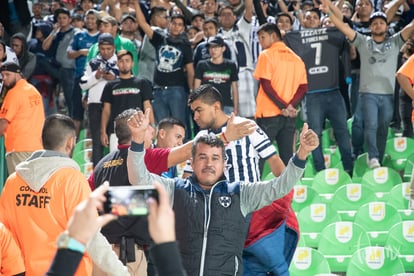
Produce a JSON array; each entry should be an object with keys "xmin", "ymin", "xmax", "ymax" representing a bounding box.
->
[{"xmin": 202, "ymin": 167, "xmax": 215, "ymax": 174}]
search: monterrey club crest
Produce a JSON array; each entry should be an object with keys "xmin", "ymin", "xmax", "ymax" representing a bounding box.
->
[{"xmin": 219, "ymin": 196, "xmax": 231, "ymax": 208}]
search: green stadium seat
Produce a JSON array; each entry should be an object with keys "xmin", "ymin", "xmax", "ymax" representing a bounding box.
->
[
  {"xmin": 297, "ymin": 202, "xmax": 342, "ymax": 248},
  {"xmin": 318, "ymin": 221, "xmax": 371, "ymax": 273},
  {"xmin": 331, "ymin": 183, "xmax": 377, "ymax": 221},
  {"xmin": 347, "ymin": 246, "xmax": 405, "ymax": 275},
  {"xmin": 361, "ymin": 167, "xmax": 402, "ymax": 199},
  {"xmin": 354, "ymin": 202, "xmax": 403, "ymax": 246},
  {"xmin": 289, "ymin": 247, "xmax": 332, "ymax": 276},
  {"xmin": 323, "ymin": 147, "xmax": 343, "ymax": 170},
  {"xmin": 385, "ymin": 220, "xmax": 414, "ymax": 272},
  {"xmin": 292, "ymin": 185, "xmax": 319, "ymax": 213},
  {"xmin": 383, "ymin": 137, "xmax": 414, "ymax": 171},
  {"xmin": 388, "ymin": 183, "xmax": 414, "ymax": 221},
  {"xmin": 311, "ymin": 168, "xmax": 352, "ymax": 200},
  {"xmin": 73, "ymin": 149, "xmax": 92, "ymax": 167},
  {"xmin": 352, "ymin": 153, "xmax": 370, "ymax": 183}
]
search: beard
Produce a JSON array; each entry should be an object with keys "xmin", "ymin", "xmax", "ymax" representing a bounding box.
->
[
  {"xmin": 3, "ymin": 78, "xmax": 16, "ymax": 89},
  {"xmin": 119, "ymin": 69, "xmax": 131, "ymax": 75}
]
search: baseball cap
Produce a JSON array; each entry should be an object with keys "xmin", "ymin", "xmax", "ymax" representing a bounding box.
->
[
  {"xmin": 121, "ymin": 14, "xmax": 136, "ymax": 23},
  {"xmin": 98, "ymin": 33, "xmax": 114, "ymax": 45},
  {"xmin": 369, "ymin": 11, "xmax": 388, "ymax": 24},
  {"xmin": 101, "ymin": 15, "xmax": 118, "ymax": 26},
  {"xmin": 207, "ymin": 36, "xmax": 225, "ymax": 47},
  {"xmin": 0, "ymin": 62, "xmax": 22, "ymax": 74}
]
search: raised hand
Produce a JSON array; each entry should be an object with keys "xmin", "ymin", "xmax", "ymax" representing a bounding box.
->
[
  {"xmin": 297, "ymin": 123, "xmax": 319, "ymax": 160},
  {"xmin": 127, "ymin": 108, "xmax": 151, "ymax": 144},
  {"xmin": 224, "ymin": 113, "xmax": 257, "ymax": 141}
]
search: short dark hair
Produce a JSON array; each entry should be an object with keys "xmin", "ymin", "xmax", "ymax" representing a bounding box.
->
[
  {"xmin": 257, "ymin": 22, "xmax": 282, "ymax": 40},
  {"xmin": 306, "ymin": 8, "xmax": 321, "ymax": 19},
  {"xmin": 42, "ymin": 114, "xmax": 76, "ymax": 150},
  {"xmin": 218, "ymin": 6, "xmax": 234, "ymax": 16},
  {"xmin": 170, "ymin": 13, "xmax": 186, "ymax": 25},
  {"xmin": 150, "ymin": 6, "xmax": 168, "ymax": 20},
  {"xmin": 203, "ymin": 18, "xmax": 219, "ymax": 29},
  {"xmin": 191, "ymin": 133, "xmax": 225, "ymax": 160},
  {"xmin": 276, "ymin": 12, "xmax": 293, "ymax": 25},
  {"xmin": 117, "ymin": 49, "xmax": 133, "ymax": 60},
  {"xmin": 114, "ymin": 108, "xmax": 137, "ymax": 144},
  {"xmin": 158, "ymin": 117, "xmax": 186, "ymax": 132},
  {"xmin": 188, "ymin": 84, "xmax": 223, "ymax": 110}
]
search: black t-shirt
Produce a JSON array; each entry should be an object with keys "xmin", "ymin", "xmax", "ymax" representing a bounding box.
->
[
  {"xmin": 195, "ymin": 59, "xmax": 239, "ymax": 107},
  {"xmin": 101, "ymin": 77, "xmax": 153, "ymax": 133},
  {"xmin": 150, "ymin": 31, "xmax": 193, "ymax": 86},
  {"xmin": 284, "ymin": 28, "xmax": 349, "ymax": 93}
]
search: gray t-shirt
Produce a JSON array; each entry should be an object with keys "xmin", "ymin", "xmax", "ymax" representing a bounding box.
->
[{"xmin": 352, "ymin": 32, "xmax": 404, "ymax": 95}]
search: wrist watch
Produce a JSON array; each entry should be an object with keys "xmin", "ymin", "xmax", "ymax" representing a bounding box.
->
[{"xmin": 56, "ymin": 232, "xmax": 86, "ymax": 253}]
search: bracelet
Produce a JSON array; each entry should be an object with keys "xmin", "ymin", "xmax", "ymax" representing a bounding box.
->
[
  {"xmin": 50, "ymin": 31, "xmax": 57, "ymax": 36},
  {"xmin": 221, "ymin": 132, "xmax": 230, "ymax": 144},
  {"xmin": 216, "ymin": 133, "xmax": 229, "ymax": 146}
]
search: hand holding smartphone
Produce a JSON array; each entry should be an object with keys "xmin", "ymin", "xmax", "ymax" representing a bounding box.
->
[{"xmin": 103, "ymin": 185, "xmax": 159, "ymax": 216}]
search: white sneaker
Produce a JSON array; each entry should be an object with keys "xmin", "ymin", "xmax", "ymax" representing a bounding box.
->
[{"xmin": 368, "ymin": 158, "xmax": 380, "ymax": 169}]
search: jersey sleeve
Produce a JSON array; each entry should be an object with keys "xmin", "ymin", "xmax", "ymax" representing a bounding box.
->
[
  {"xmin": 253, "ymin": 51, "xmax": 272, "ymax": 81},
  {"xmin": 144, "ymin": 148, "xmax": 171, "ymax": 175}
]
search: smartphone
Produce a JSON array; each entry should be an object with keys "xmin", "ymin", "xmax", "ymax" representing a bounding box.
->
[{"xmin": 103, "ymin": 185, "xmax": 158, "ymax": 216}]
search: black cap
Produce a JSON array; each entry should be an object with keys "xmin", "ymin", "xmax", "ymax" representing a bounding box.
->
[
  {"xmin": 98, "ymin": 33, "xmax": 114, "ymax": 45},
  {"xmin": 369, "ymin": 11, "xmax": 388, "ymax": 25},
  {"xmin": 207, "ymin": 36, "xmax": 225, "ymax": 47},
  {"xmin": 121, "ymin": 14, "xmax": 136, "ymax": 23},
  {"xmin": 0, "ymin": 62, "xmax": 22, "ymax": 74}
]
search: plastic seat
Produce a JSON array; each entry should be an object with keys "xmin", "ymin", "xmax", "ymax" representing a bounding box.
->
[
  {"xmin": 73, "ymin": 138, "xmax": 93, "ymax": 157},
  {"xmin": 289, "ymin": 246, "xmax": 332, "ymax": 276},
  {"xmin": 73, "ymin": 148, "xmax": 92, "ymax": 166},
  {"xmin": 297, "ymin": 202, "xmax": 342, "ymax": 248},
  {"xmin": 383, "ymin": 137, "xmax": 414, "ymax": 171},
  {"xmin": 318, "ymin": 221, "xmax": 371, "ymax": 273},
  {"xmin": 354, "ymin": 201, "xmax": 403, "ymax": 246},
  {"xmin": 311, "ymin": 168, "xmax": 352, "ymax": 200},
  {"xmin": 292, "ymin": 185, "xmax": 319, "ymax": 213},
  {"xmin": 361, "ymin": 167, "xmax": 402, "ymax": 199},
  {"xmin": 385, "ymin": 220, "xmax": 414, "ymax": 272},
  {"xmin": 347, "ymin": 246, "xmax": 405, "ymax": 275},
  {"xmin": 323, "ymin": 147, "xmax": 343, "ymax": 170},
  {"xmin": 388, "ymin": 183, "xmax": 414, "ymax": 220},
  {"xmin": 331, "ymin": 183, "xmax": 377, "ymax": 221},
  {"xmin": 352, "ymin": 153, "xmax": 370, "ymax": 183},
  {"xmin": 403, "ymin": 154, "xmax": 414, "ymax": 182}
]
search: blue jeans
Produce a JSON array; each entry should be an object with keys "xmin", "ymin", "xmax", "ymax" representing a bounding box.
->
[
  {"xmin": 152, "ymin": 86, "xmax": 188, "ymax": 126},
  {"xmin": 361, "ymin": 93, "xmax": 394, "ymax": 161},
  {"xmin": 305, "ymin": 90, "xmax": 353, "ymax": 172},
  {"xmin": 60, "ymin": 67, "xmax": 75, "ymax": 116},
  {"xmin": 352, "ymin": 100, "xmax": 364, "ymax": 158},
  {"xmin": 71, "ymin": 76, "xmax": 85, "ymax": 121}
]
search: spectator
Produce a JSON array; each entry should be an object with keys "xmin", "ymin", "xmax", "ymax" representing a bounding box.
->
[
  {"xmin": 67, "ymin": 8, "xmax": 100, "ymax": 136},
  {"xmin": 120, "ymin": 14, "xmax": 142, "ymax": 52},
  {"xmin": 284, "ymin": 7, "xmax": 354, "ymax": 174},
  {"xmin": 80, "ymin": 33, "xmax": 119, "ymax": 167},
  {"xmin": 134, "ymin": 2, "xmax": 194, "ymax": 128},
  {"xmin": 31, "ymin": 2, "xmax": 45, "ymax": 38},
  {"xmin": 42, "ymin": 7, "xmax": 76, "ymax": 116},
  {"xmin": 0, "ymin": 0, "xmax": 31, "ymax": 43},
  {"xmin": 0, "ymin": 62, "xmax": 44, "ymax": 174},
  {"xmin": 396, "ymin": 38, "xmax": 414, "ymax": 137},
  {"xmin": 126, "ymin": 107, "xmax": 318, "ymax": 276},
  {"xmin": 101, "ymin": 0, "xmax": 136, "ymax": 22},
  {"xmin": 194, "ymin": 36, "xmax": 239, "ymax": 115},
  {"xmin": 86, "ymin": 15, "xmax": 138, "ymax": 76},
  {"xmin": 218, "ymin": 0, "xmax": 256, "ymax": 118},
  {"xmin": 100, "ymin": 50, "xmax": 154, "ymax": 152},
  {"xmin": 322, "ymin": 2, "xmax": 414, "ymax": 167},
  {"xmin": 46, "ymin": 182, "xmax": 186, "ymax": 276},
  {"xmin": 44, "ymin": 0, "xmax": 65, "ymax": 24},
  {"xmin": 137, "ymin": 6, "xmax": 169, "ymax": 82},
  {"xmin": 0, "ymin": 113, "xmax": 128, "ymax": 275},
  {"xmin": 10, "ymin": 32, "xmax": 37, "ymax": 79}
]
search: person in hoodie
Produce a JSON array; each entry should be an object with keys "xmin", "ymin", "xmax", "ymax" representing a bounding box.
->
[
  {"xmin": 134, "ymin": 1, "xmax": 194, "ymax": 132},
  {"xmin": 0, "ymin": 113, "xmax": 129, "ymax": 276},
  {"xmin": 80, "ymin": 33, "xmax": 119, "ymax": 167},
  {"xmin": 10, "ymin": 32, "xmax": 37, "ymax": 79}
]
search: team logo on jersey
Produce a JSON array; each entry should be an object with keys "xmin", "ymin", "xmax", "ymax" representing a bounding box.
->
[{"xmin": 218, "ymin": 196, "xmax": 231, "ymax": 208}]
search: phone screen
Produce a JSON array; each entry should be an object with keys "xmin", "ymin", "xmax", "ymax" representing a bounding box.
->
[{"xmin": 104, "ymin": 185, "xmax": 158, "ymax": 216}]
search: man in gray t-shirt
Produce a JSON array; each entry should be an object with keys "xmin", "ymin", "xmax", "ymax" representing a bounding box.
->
[{"xmin": 322, "ymin": 3, "xmax": 414, "ymax": 168}]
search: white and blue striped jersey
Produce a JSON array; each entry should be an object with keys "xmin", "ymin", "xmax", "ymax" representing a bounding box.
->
[{"xmin": 184, "ymin": 117, "xmax": 278, "ymax": 182}]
